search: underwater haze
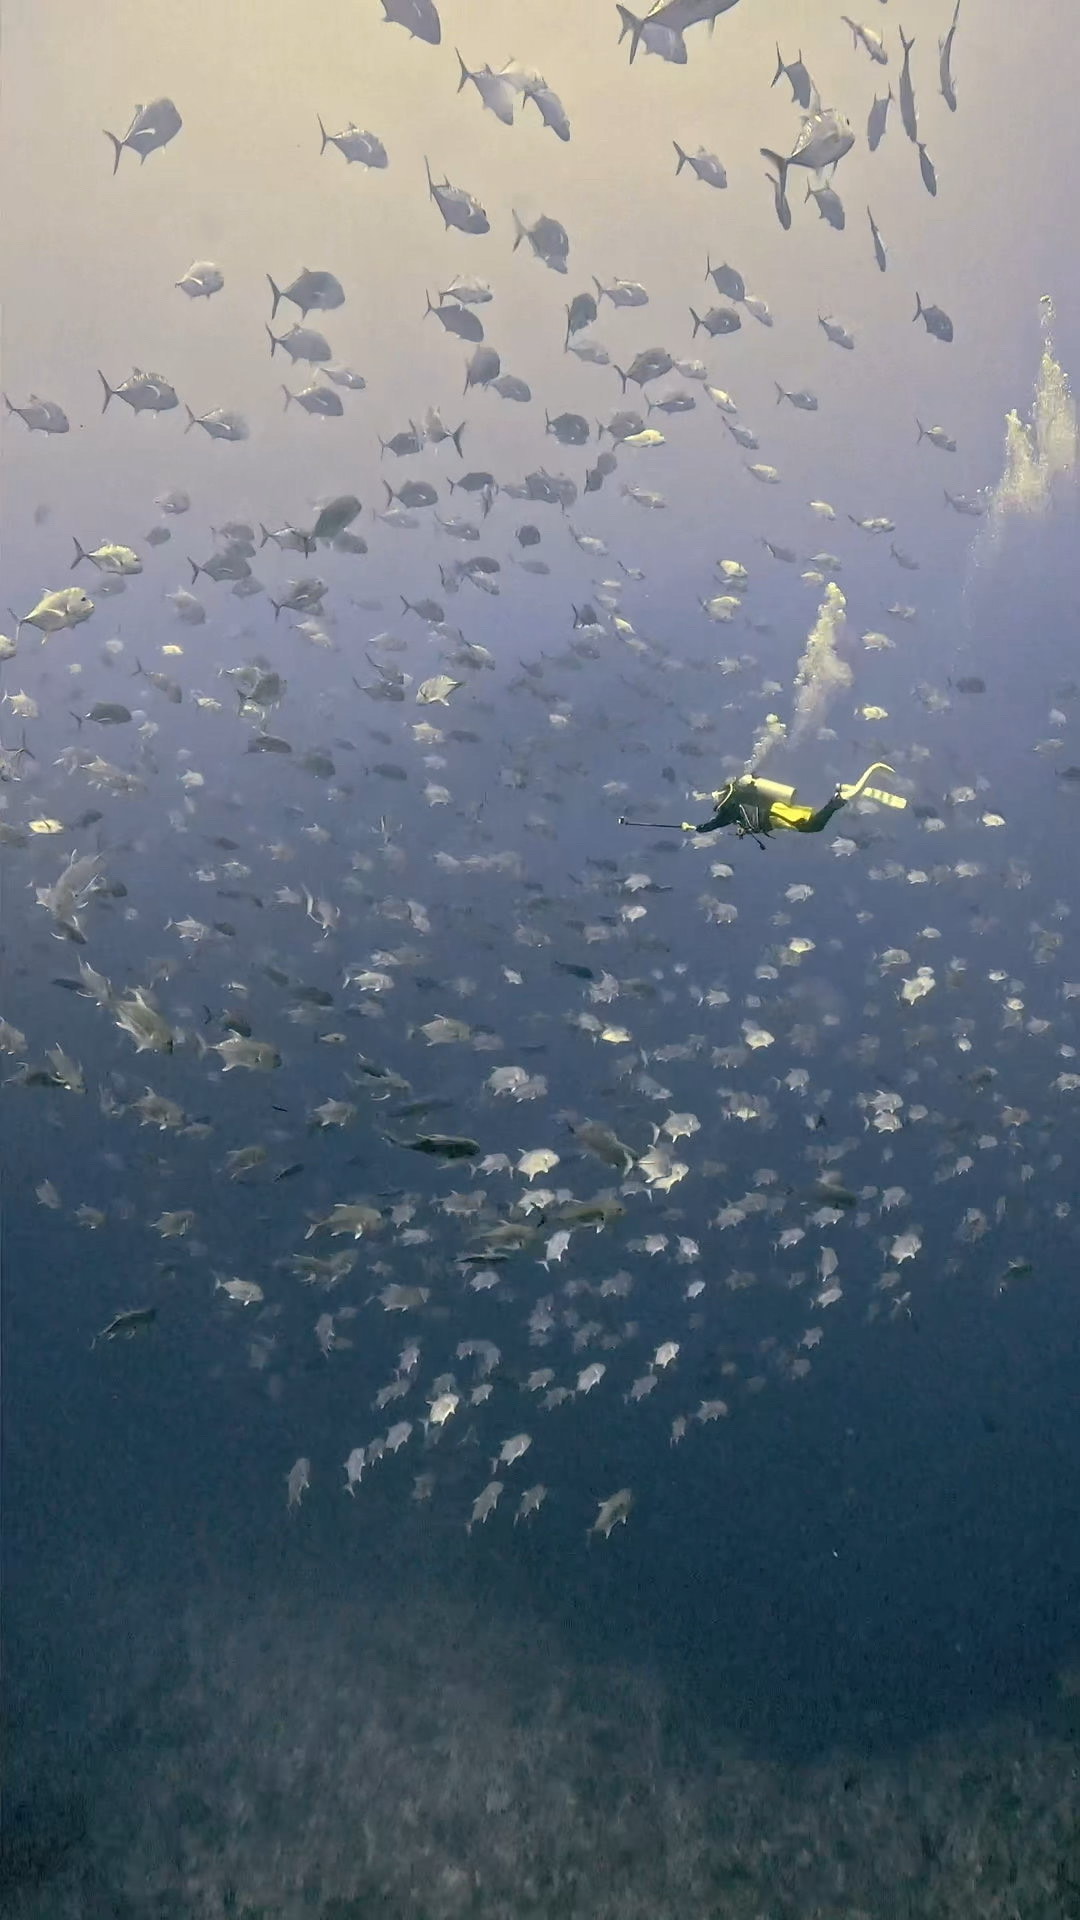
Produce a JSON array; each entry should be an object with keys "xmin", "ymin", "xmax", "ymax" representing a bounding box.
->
[{"xmin": 4, "ymin": 1, "xmax": 1080, "ymax": 1914}]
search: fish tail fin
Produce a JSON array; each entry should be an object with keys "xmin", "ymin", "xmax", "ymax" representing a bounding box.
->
[
  {"xmin": 270, "ymin": 599, "xmax": 282, "ymax": 621},
  {"xmin": 511, "ymin": 210, "xmax": 526, "ymax": 250},
  {"xmin": 614, "ymin": 366, "xmax": 628, "ymax": 392},
  {"xmin": 900, "ymin": 27, "xmax": 915, "ymax": 53},
  {"xmin": 913, "ymin": 292, "xmax": 923, "ymax": 321},
  {"xmin": 317, "ymin": 115, "xmax": 329, "ymax": 153},
  {"xmin": 69, "ymin": 709, "xmax": 84, "ymax": 730},
  {"xmin": 282, "ymin": 386, "xmax": 293, "ymax": 410},
  {"xmin": 103, "ymin": 129, "xmax": 123, "ymax": 173},
  {"xmin": 259, "ymin": 524, "xmax": 271, "ymax": 548},
  {"xmin": 423, "ymin": 155, "xmax": 435, "ymax": 198},
  {"xmin": 455, "ymin": 49, "xmax": 470, "ymax": 91},
  {"xmin": 761, "ymin": 150, "xmax": 788, "ymax": 200},
  {"xmin": 592, "ymin": 275, "xmax": 604, "ymax": 301},
  {"xmin": 71, "ymin": 537, "xmax": 88, "ymax": 569},
  {"xmin": 775, "ymin": 383, "xmax": 785, "ymax": 404},
  {"xmin": 452, "ymin": 423, "xmax": 465, "ymax": 457},
  {"xmin": 267, "ymin": 275, "xmax": 282, "ymax": 320},
  {"xmin": 265, "ymin": 325, "xmax": 278, "ymax": 358},
  {"xmin": 183, "ymin": 405, "xmax": 198, "ymax": 433},
  {"xmin": 98, "ymin": 371, "xmax": 115, "ymax": 413},
  {"xmin": 689, "ymin": 310, "xmax": 702, "ymax": 338},
  {"xmin": 673, "ymin": 142, "xmax": 688, "ymax": 174},
  {"xmin": 188, "ymin": 559, "xmax": 200, "ymax": 584},
  {"xmin": 1, "ymin": 393, "xmax": 12, "ymax": 415},
  {"xmin": 772, "ymin": 44, "xmax": 786, "ymax": 86},
  {"xmin": 384, "ymin": 481, "xmax": 394, "ymax": 506},
  {"xmin": 916, "ymin": 419, "xmax": 925, "ymax": 441},
  {"xmin": 625, "ymin": 8, "xmax": 647, "ymax": 62}
]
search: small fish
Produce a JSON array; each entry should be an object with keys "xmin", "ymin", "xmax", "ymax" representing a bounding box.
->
[
  {"xmin": 819, "ymin": 315, "xmax": 854, "ymax": 349},
  {"xmin": 424, "ymin": 295, "xmax": 484, "ymax": 342},
  {"xmin": 317, "ymin": 118, "xmax": 388, "ymax": 167},
  {"xmin": 772, "ymin": 45, "xmax": 814, "ymax": 108},
  {"xmin": 71, "ymin": 538, "xmax": 141, "ymax": 575},
  {"xmin": 104, "ymin": 98, "xmax": 182, "ymax": 172},
  {"xmin": 914, "ymin": 293, "xmax": 953, "ymax": 343},
  {"xmin": 546, "ymin": 411, "xmax": 590, "ymax": 446},
  {"xmin": 806, "ymin": 182, "xmax": 845, "ymax": 229},
  {"xmin": 425, "ymin": 158, "xmax": 489, "ymax": 235},
  {"xmin": 267, "ymin": 269, "xmax": 345, "ymax": 320},
  {"xmin": 455, "ymin": 52, "xmax": 517, "ymax": 125},
  {"xmin": 282, "ymin": 383, "xmax": 345, "ymax": 416},
  {"xmin": 388, "ymin": 1132, "xmax": 479, "ymax": 1158},
  {"xmin": 175, "ymin": 260, "xmax": 223, "ymax": 299},
  {"xmin": 184, "ymin": 406, "xmax": 249, "ymax": 441},
  {"xmin": 617, "ymin": 6, "xmax": 687, "ymax": 65},
  {"xmin": 776, "ymin": 386, "xmax": 818, "ymax": 411},
  {"xmin": 439, "ymin": 276, "xmax": 492, "ymax": 305},
  {"xmin": 944, "ymin": 489, "xmax": 984, "ymax": 516},
  {"xmin": 867, "ymin": 206, "xmax": 887, "ymax": 272},
  {"xmin": 673, "ymin": 143, "xmax": 727, "ymax": 188},
  {"xmin": 99, "ymin": 368, "xmax": 178, "ymax": 413},
  {"xmin": 705, "ymin": 259, "xmax": 745, "ymax": 301},
  {"xmin": 3, "ymin": 394, "xmax": 69, "ymax": 433},
  {"xmin": 93, "ymin": 1305, "xmax": 157, "ymax": 1346},
  {"xmin": 867, "ymin": 89, "xmax": 892, "ymax": 151},
  {"xmin": 512, "ymin": 210, "xmax": 569, "ymax": 273},
  {"xmin": 916, "ymin": 421, "xmax": 956, "ymax": 451},
  {"xmin": 385, "ymin": 480, "xmax": 437, "ymax": 509},
  {"xmin": 917, "ymin": 142, "xmax": 938, "ymax": 197},
  {"xmin": 309, "ymin": 495, "xmax": 363, "ymax": 542},
  {"xmin": 764, "ymin": 164, "xmax": 791, "ymax": 230},
  {"xmin": 323, "ymin": 365, "xmax": 366, "ymax": 390},
  {"xmin": 266, "ymin": 323, "xmax": 333, "ymax": 364},
  {"xmin": 939, "ymin": 0, "xmax": 961, "ymax": 111},
  {"xmin": 890, "ymin": 543, "xmax": 919, "ymax": 569},
  {"xmin": 522, "ymin": 76, "xmax": 571, "ymax": 143},
  {"xmin": 380, "ymin": 427, "xmax": 424, "ymax": 457},
  {"xmin": 380, "ymin": 0, "xmax": 441, "ymax": 45},
  {"xmin": 690, "ymin": 305, "xmax": 740, "ymax": 337},
  {"xmin": 83, "ymin": 702, "xmax": 133, "ymax": 726},
  {"xmin": 593, "ymin": 276, "xmax": 648, "ymax": 308},
  {"xmin": 898, "ymin": 27, "xmax": 919, "ymax": 142},
  {"xmin": 841, "ymin": 16, "xmax": 888, "ymax": 64}
]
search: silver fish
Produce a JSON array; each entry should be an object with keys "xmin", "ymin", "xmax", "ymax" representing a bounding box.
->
[
  {"xmin": 267, "ymin": 269, "xmax": 345, "ymax": 320},
  {"xmin": 425, "ymin": 158, "xmax": 489, "ymax": 235},
  {"xmin": 317, "ymin": 118, "xmax": 388, "ymax": 167},
  {"xmin": 623, "ymin": 0, "xmax": 739, "ymax": 66},
  {"xmin": 819, "ymin": 315, "xmax": 855, "ymax": 350},
  {"xmin": 917, "ymin": 143, "xmax": 938, "ymax": 197},
  {"xmin": 104, "ymin": 98, "xmax": 182, "ymax": 172},
  {"xmin": 512, "ymin": 210, "xmax": 569, "ymax": 273},
  {"xmin": 690, "ymin": 305, "xmax": 740, "ymax": 337},
  {"xmin": 282, "ymin": 383, "xmax": 345, "ymax": 416},
  {"xmin": 867, "ymin": 89, "xmax": 892, "ymax": 151},
  {"xmin": 673, "ymin": 143, "xmax": 727, "ymax": 188},
  {"xmin": 380, "ymin": 0, "xmax": 441, "ymax": 44},
  {"xmin": 913, "ymin": 293, "xmax": 953, "ymax": 343},
  {"xmin": 4, "ymin": 394, "xmax": 69, "ymax": 433},
  {"xmin": 175, "ymin": 261, "xmax": 223, "ymax": 299},
  {"xmin": 760, "ymin": 105, "xmax": 855, "ymax": 200},
  {"xmin": 266, "ymin": 324, "xmax": 333, "ymax": 364},
  {"xmin": 771, "ymin": 45, "xmax": 814, "ymax": 108},
  {"xmin": 898, "ymin": 27, "xmax": 919, "ymax": 142},
  {"xmin": 99, "ymin": 368, "xmax": 178, "ymax": 414},
  {"xmin": 806, "ymin": 181, "xmax": 845, "ymax": 229},
  {"xmin": 939, "ymin": 0, "xmax": 961, "ymax": 111},
  {"xmin": 867, "ymin": 206, "xmax": 887, "ymax": 272},
  {"xmin": 841, "ymin": 17, "xmax": 888, "ymax": 64},
  {"xmin": 185, "ymin": 407, "xmax": 249, "ymax": 441}
]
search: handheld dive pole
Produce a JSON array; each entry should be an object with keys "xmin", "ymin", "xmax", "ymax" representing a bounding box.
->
[{"xmin": 618, "ymin": 816, "xmax": 692, "ymax": 830}]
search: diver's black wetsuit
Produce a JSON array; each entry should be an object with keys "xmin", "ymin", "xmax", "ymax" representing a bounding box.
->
[{"xmin": 694, "ymin": 781, "xmax": 847, "ymax": 838}]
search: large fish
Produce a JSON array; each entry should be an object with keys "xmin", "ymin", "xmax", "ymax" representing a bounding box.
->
[
  {"xmin": 760, "ymin": 106, "xmax": 854, "ymax": 200},
  {"xmin": 623, "ymin": 0, "xmax": 739, "ymax": 65}
]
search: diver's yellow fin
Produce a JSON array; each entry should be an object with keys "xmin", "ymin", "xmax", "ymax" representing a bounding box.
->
[
  {"xmin": 838, "ymin": 761, "xmax": 896, "ymax": 802},
  {"xmin": 861, "ymin": 785, "xmax": 907, "ymax": 809}
]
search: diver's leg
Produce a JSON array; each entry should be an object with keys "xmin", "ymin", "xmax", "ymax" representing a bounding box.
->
[{"xmin": 793, "ymin": 790, "xmax": 846, "ymax": 833}]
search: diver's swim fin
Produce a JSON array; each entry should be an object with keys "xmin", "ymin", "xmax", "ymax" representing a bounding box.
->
[{"xmin": 838, "ymin": 761, "xmax": 899, "ymax": 802}]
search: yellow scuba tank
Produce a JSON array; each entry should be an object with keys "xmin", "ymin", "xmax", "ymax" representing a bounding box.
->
[{"xmin": 739, "ymin": 774, "xmax": 797, "ymax": 806}]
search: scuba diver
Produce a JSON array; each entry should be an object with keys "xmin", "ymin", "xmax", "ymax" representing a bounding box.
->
[
  {"xmin": 684, "ymin": 764, "xmax": 903, "ymax": 843},
  {"xmin": 620, "ymin": 764, "xmax": 905, "ymax": 845}
]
